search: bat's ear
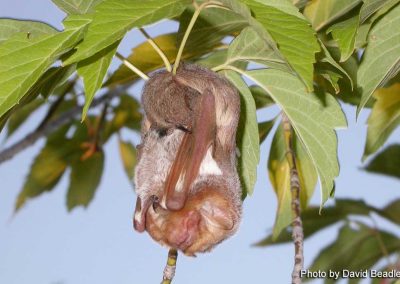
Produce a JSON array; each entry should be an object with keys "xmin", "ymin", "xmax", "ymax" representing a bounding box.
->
[
  {"xmin": 133, "ymin": 197, "xmax": 150, "ymax": 232},
  {"xmin": 164, "ymin": 89, "xmax": 216, "ymax": 211}
]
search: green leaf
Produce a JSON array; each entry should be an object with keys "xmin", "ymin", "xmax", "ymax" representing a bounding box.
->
[
  {"xmin": 0, "ymin": 15, "xmax": 90, "ymax": 118},
  {"xmin": 327, "ymin": 15, "xmax": 359, "ymax": 62},
  {"xmin": 223, "ymin": 71, "xmax": 259, "ymax": 196},
  {"xmin": 268, "ymin": 124, "xmax": 317, "ymax": 239},
  {"xmin": 356, "ymin": 0, "xmax": 400, "ymax": 48},
  {"xmin": 258, "ymin": 120, "xmax": 275, "ymax": 143},
  {"xmin": 15, "ymin": 126, "xmax": 71, "ymax": 211},
  {"xmin": 309, "ymin": 223, "xmax": 400, "ymax": 273},
  {"xmin": 218, "ymin": 0, "xmax": 319, "ymax": 91},
  {"xmin": 0, "ymin": 19, "xmax": 58, "ymax": 43},
  {"xmin": 52, "ymin": 0, "xmax": 104, "ymax": 14},
  {"xmin": 37, "ymin": 65, "xmax": 77, "ymax": 99},
  {"xmin": 255, "ymin": 199, "xmax": 375, "ymax": 246},
  {"xmin": 77, "ymin": 40, "xmax": 119, "ymax": 119},
  {"xmin": 249, "ymin": 85, "xmax": 275, "ymax": 109},
  {"xmin": 67, "ymin": 151, "xmax": 104, "ymax": 211},
  {"xmin": 363, "ymin": 83, "xmax": 400, "ymax": 159},
  {"xmin": 357, "ymin": 4, "xmax": 400, "ymax": 115},
  {"xmin": 241, "ymin": 69, "xmax": 347, "ymax": 207},
  {"xmin": 303, "ymin": 0, "xmax": 362, "ymax": 31},
  {"xmin": 118, "ymin": 139, "xmax": 137, "ymax": 181},
  {"xmin": 380, "ymin": 199, "xmax": 400, "ymax": 225},
  {"xmin": 365, "ymin": 144, "xmax": 400, "ymax": 179},
  {"xmin": 177, "ymin": 6, "xmax": 248, "ymax": 53},
  {"xmin": 106, "ymin": 33, "xmax": 216, "ymax": 87},
  {"xmin": 317, "ymin": 40, "xmax": 354, "ymax": 90},
  {"xmin": 224, "ymin": 26, "xmax": 288, "ymax": 71},
  {"xmin": 7, "ymin": 99, "xmax": 44, "ymax": 137},
  {"xmin": 360, "ymin": 0, "xmax": 400, "ymax": 23},
  {"xmin": 243, "ymin": 0, "xmax": 320, "ymax": 91},
  {"xmin": 64, "ymin": 0, "xmax": 190, "ymax": 65}
]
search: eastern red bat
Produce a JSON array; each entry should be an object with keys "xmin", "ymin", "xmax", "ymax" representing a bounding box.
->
[{"xmin": 133, "ymin": 63, "xmax": 242, "ymax": 256}]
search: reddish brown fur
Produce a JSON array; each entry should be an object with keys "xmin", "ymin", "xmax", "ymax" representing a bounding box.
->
[{"xmin": 133, "ymin": 63, "xmax": 242, "ymax": 256}]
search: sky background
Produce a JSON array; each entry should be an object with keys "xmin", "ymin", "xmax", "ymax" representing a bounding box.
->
[{"xmin": 0, "ymin": 1, "xmax": 399, "ymax": 284}]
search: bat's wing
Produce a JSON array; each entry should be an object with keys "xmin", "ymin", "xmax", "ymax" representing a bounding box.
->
[{"xmin": 164, "ymin": 90, "xmax": 216, "ymax": 210}]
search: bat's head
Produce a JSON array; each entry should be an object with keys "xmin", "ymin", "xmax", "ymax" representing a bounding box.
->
[{"xmin": 144, "ymin": 184, "xmax": 241, "ymax": 256}]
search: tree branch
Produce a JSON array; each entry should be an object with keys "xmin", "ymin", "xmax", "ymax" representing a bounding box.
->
[
  {"xmin": 282, "ymin": 113, "xmax": 304, "ymax": 284},
  {"xmin": 0, "ymin": 87, "xmax": 124, "ymax": 165},
  {"xmin": 161, "ymin": 249, "xmax": 178, "ymax": 284}
]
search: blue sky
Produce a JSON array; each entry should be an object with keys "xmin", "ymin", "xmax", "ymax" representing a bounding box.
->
[{"xmin": 0, "ymin": 1, "xmax": 399, "ymax": 284}]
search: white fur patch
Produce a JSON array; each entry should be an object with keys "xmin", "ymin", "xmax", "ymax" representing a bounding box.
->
[{"xmin": 199, "ymin": 148, "xmax": 222, "ymax": 176}]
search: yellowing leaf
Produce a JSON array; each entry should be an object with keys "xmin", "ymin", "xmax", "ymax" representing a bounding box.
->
[
  {"xmin": 106, "ymin": 33, "xmax": 218, "ymax": 87},
  {"xmin": 119, "ymin": 140, "xmax": 137, "ymax": 181},
  {"xmin": 303, "ymin": 0, "xmax": 362, "ymax": 31},
  {"xmin": 363, "ymin": 83, "xmax": 400, "ymax": 159},
  {"xmin": 268, "ymin": 124, "xmax": 317, "ymax": 238}
]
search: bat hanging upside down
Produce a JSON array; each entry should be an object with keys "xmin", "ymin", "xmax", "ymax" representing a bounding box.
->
[{"xmin": 133, "ymin": 63, "xmax": 242, "ymax": 256}]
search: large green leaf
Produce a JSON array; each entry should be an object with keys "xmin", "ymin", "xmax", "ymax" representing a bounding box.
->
[
  {"xmin": 365, "ymin": 144, "xmax": 400, "ymax": 179},
  {"xmin": 52, "ymin": 0, "xmax": 104, "ymax": 14},
  {"xmin": 0, "ymin": 15, "xmax": 90, "ymax": 118},
  {"xmin": 177, "ymin": 6, "xmax": 248, "ymax": 53},
  {"xmin": 327, "ymin": 15, "xmax": 359, "ymax": 62},
  {"xmin": 357, "ymin": 4, "xmax": 400, "ymax": 114},
  {"xmin": 0, "ymin": 19, "xmax": 57, "ymax": 44},
  {"xmin": 309, "ymin": 223, "xmax": 400, "ymax": 273},
  {"xmin": 303, "ymin": 0, "xmax": 362, "ymax": 31},
  {"xmin": 118, "ymin": 139, "xmax": 137, "ymax": 181},
  {"xmin": 255, "ymin": 199, "xmax": 375, "ymax": 246},
  {"xmin": 241, "ymin": 69, "xmax": 346, "ymax": 206},
  {"xmin": 67, "ymin": 151, "xmax": 104, "ymax": 210},
  {"xmin": 64, "ymin": 0, "xmax": 190, "ymax": 65},
  {"xmin": 363, "ymin": 83, "xmax": 400, "ymax": 159},
  {"xmin": 268, "ymin": 124, "xmax": 318, "ymax": 239},
  {"xmin": 77, "ymin": 40, "xmax": 119, "ymax": 119},
  {"xmin": 223, "ymin": 71, "xmax": 259, "ymax": 196},
  {"xmin": 106, "ymin": 33, "xmax": 217, "ymax": 87},
  {"xmin": 225, "ymin": 26, "xmax": 288, "ymax": 71},
  {"xmin": 243, "ymin": 0, "xmax": 320, "ymax": 91}
]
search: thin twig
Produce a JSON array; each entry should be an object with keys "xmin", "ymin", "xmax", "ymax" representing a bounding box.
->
[
  {"xmin": 0, "ymin": 87, "xmax": 124, "ymax": 165},
  {"xmin": 115, "ymin": 52, "xmax": 149, "ymax": 81},
  {"xmin": 282, "ymin": 113, "xmax": 304, "ymax": 284},
  {"xmin": 139, "ymin": 27, "xmax": 172, "ymax": 72},
  {"xmin": 161, "ymin": 249, "xmax": 178, "ymax": 284}
]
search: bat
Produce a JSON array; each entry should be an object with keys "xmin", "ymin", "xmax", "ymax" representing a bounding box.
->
[{"xmin": 133, "ymin": 63, "xmax": 242, "ymax": 256}]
